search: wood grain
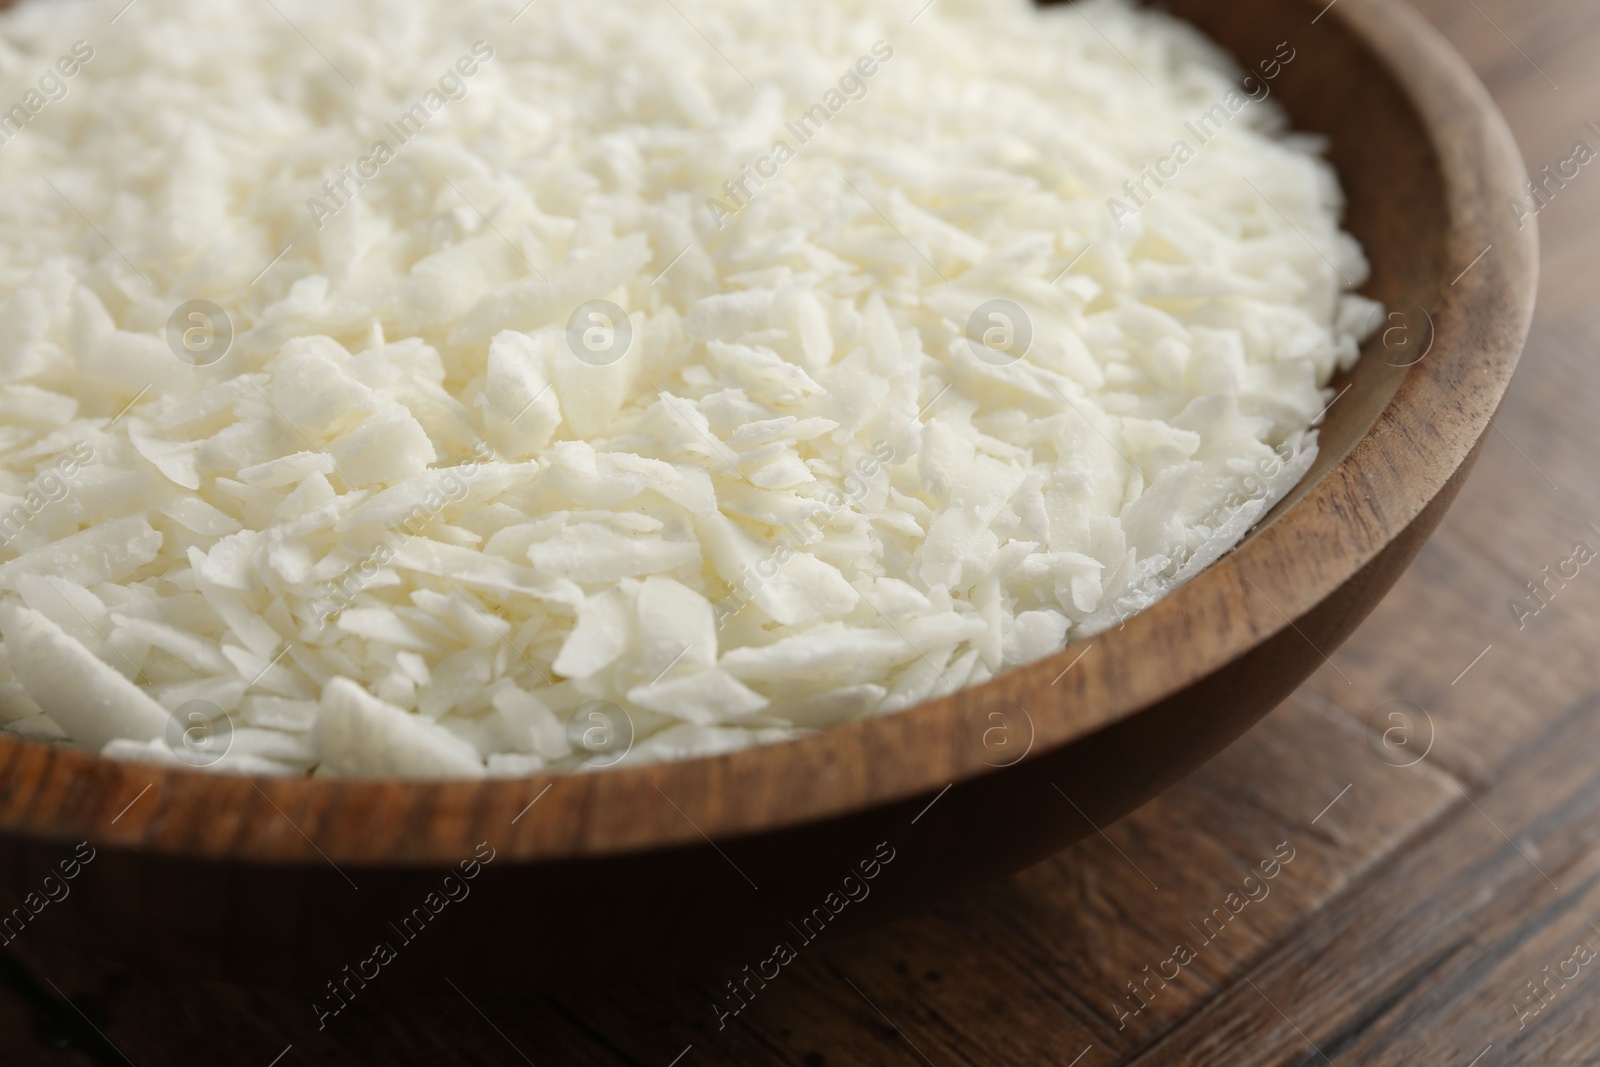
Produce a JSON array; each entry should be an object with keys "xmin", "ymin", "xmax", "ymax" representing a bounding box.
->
[{"xmin": 4, "ymin": 0, "xmax": 1593, "ymax": 1062}]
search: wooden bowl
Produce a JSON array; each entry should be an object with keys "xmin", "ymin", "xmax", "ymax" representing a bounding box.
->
[{"xmin": 0, "ymin": 0, "xmax": 1535, "ymax": 993}]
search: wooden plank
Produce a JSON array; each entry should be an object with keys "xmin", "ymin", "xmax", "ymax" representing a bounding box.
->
[
  {"xmin": 0, "ymin": 938, "xmax": 639, "ymax": 1067},
  {"xmin": 541, "ymin": 695, "xmax": 1461, "ymax": 1067},
  {"xmin": 1123, "ymin": 685, "xmax": 1600, "ymax": 1067}
]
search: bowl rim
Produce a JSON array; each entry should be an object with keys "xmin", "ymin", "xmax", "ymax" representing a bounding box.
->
[{"xmin": 0, "ymin": 0, "xmax": 1538, "ymax": 867}]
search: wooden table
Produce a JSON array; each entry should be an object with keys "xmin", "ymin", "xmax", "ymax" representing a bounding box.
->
[{"xmin": 3, "ymin": 0, "xmax": 1596, "ymax": 1062}]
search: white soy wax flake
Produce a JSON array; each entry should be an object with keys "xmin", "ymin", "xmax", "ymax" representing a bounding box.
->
[{"xmin": 0, "ymin": 0, "xmax": 1376, "ymax": 774}]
